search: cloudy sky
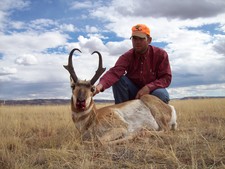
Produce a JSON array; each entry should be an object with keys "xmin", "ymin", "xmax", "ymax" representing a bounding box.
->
[{"xmin": 0, "ymin": 0, "xmax": 225, "ymax": 100}]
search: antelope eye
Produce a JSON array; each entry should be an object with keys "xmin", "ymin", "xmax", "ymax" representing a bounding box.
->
[
  {"xmin": 91, "ymin": 86, "xmax": 95, "ymax": 92},
  {"xmin": 71, "ymin": 85, "xmax": 75, "ymax": 90}
]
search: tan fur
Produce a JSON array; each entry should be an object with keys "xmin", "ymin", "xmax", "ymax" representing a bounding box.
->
[
  {"xmin": 71, "ymin": 89, "xmax": 177, "ymax": 145},
  {"xmin": 140, "ymin": 95, "xmax": 172, "ymax": 131}
]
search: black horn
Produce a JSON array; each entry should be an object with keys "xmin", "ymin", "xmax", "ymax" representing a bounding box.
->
[
  {"xmin": 63, "ymin": 48, "xmax": 81, "ymax": 83},
  {"xmin": 90, "ymin": 51, "xmax": 106, "ymax": 85}
]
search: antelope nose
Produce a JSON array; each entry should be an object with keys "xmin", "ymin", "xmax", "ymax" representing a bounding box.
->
[{"xmin": 76, "ymin": 99, "xmax": 86, "ymax": 110}]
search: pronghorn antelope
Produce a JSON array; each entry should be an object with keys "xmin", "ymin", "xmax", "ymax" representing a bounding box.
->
[{"xmin": 64, "ymin": 48, "xmax": 177, "ymax": 144}]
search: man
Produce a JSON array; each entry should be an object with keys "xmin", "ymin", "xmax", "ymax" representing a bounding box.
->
[{"xmin": 95, "ymin": 24, "xmax": 172, "ymax": 104}]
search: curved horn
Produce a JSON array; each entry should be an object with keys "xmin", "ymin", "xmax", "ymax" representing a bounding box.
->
[
  {"xmin": 90, "ymin": 51, "xmax": 106, "ymax": 85},
  {"xmin": 63, "ymin": 48, "xmax": 81, "ymax": 83}
]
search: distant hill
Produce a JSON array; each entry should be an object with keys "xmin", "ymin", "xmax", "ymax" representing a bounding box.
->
[
  {"xmin": 177, "ymin": 96, "xmax": 225, "ymax": 100},
  {"xmin": 0, "ymin": 96, "xmax": 224, "ymax": 105},
  {"xmin": 0, "ymin": 99, "xmax": 114, "ymax": 105}
]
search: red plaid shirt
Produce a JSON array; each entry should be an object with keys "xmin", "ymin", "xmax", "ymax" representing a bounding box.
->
[{"xmin": 99, "ymin": 45, "xmax": 172, "ymax": 92}]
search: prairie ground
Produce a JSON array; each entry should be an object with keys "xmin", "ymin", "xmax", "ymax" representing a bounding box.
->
[{"xmin": 0, "ymin": 98, "xmax": 225, "ymax": 169}]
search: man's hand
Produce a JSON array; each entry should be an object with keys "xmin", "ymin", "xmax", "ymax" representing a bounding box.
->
[
  {"xmin": 94, "ymin": 83, "xmax": 103, "ymax": 96},
  {"xmin": 135, "ymin": 86, "xmax": 150, "ymax": 99}
]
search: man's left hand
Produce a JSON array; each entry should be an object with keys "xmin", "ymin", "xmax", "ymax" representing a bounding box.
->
[{"xmin": 135, "ymin": 86, "xmax": 150, "ymax": 99}]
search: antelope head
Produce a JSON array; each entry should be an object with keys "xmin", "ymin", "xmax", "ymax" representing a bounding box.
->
[{"xmin": 64, "ymin": 48, "xmax": 106, "ymax": 111}]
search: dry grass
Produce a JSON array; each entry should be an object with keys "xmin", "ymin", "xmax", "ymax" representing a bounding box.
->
[{"xmin": 0, "ymin": 98, "xmax": 225, "ymax": 169}]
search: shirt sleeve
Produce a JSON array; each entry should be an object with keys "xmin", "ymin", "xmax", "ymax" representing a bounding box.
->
[
  {"xmin": 99, "ymin": 51, "xmax": 131, "ymax": 90},
  {"xmin": 146, "ymin": 50, "xmax": 172, "ymax": 92}
]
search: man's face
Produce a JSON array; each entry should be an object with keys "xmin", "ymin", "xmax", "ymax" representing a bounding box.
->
[{"xmin": 131, "ymin": 36, "xmax": 151, "ymax": 54}]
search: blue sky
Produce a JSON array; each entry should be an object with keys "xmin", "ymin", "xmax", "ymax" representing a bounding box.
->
[{"xmin": 0, "ymin": 0, "xmax": 225, "ymax": 100}]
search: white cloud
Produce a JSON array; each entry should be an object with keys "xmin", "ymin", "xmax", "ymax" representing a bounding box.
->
[
  {"xmin": 77, "ymin": 35, "xmax": 107, "ymax": 53},
  {"xmin": 0, "ymin": 0, "xmax": 30, "ymax": 11},
  {"xmin": 9, "ymin": 20, "xmax": 25, "ymax": 29},
  {"xmin": 60, "ymin": 24, "xmax": 76, "ymax": 32},
  {"xmin": 0, "ymin": 67, "xmax": 17, "ymax": 75},
  {"xmin": 98, "ymin": 0, "xmax": 225, "ymax": 19},
  {"xmin": 70, "ymin": 1, "xmax": 92, "ymax": 9},
  {"xmin": 0, "ymin": 31, "xmax": 68, "ymax": 55},
  {"xmin": 106, "ymin": 40, "xmax": 131, "ymax": 55},
  {"xmin": 29, "ymin": 19, "xmax": 57, "ymax": 30},
  {"xmin": 0, "ymin": 0, "xmax": 30, "ymax": 30},
  {"xmin": 213, "ymin": 35, "xmax": 225, "ymax": 55},
  {"xmin": 70, "ymin": 0, "xmax": 103, "ymax": 10},
  {"xmin": 169, "ymin": 83, "xmax": 225, "ymax": 98},
  {"xmin": 85, "ymin": 25, "xmax": 98, "ymax": 33},
  {"xmin": 15, "ymin": 54, "xmax": 38, "ymax": 65}
]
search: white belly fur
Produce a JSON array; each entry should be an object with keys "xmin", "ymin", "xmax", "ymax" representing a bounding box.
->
[{"xmin": 115, "ymin": 100, "xmax": 159, "ymax": 133}]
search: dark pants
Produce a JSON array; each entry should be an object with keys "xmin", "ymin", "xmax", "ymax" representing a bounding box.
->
[{"xmin": 112, "ymin": 76, "xmax": 170, "ymax": 104}]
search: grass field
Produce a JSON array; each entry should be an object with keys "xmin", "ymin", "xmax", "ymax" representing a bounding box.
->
[{"xmin": 0, "ymin": 98, "xmax": 225, "ymax": 169}]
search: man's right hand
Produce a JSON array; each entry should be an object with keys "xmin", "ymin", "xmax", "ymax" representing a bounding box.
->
[{"xmin": 94, "ymin": 83, "xmax": 104, "ymax": 96}]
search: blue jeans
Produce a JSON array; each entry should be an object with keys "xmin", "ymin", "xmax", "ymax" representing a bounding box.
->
[{"xmin": 112, "ymin": 76, "xmax": 170, "ymax": 104}]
